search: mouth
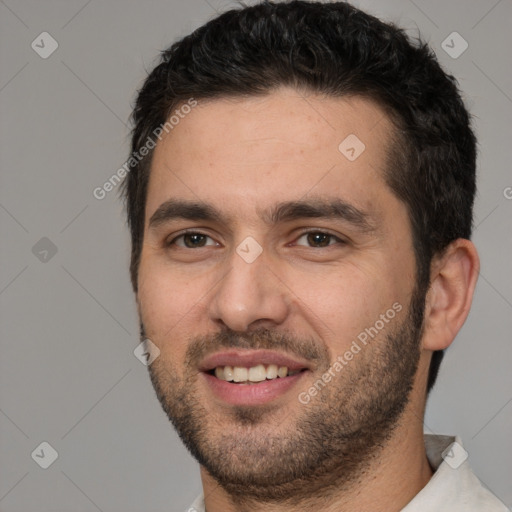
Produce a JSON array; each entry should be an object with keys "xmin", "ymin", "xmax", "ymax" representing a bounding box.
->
[
  {"xmin": 199, "ymin": 350, "xmax": 311, "ymax": 405},
  {"xmin": 207, "ymin": 363, "xmax": 304, "ymax": 383}
]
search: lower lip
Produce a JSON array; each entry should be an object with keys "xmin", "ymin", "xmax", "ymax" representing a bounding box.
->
[{"xmin": 201, "ymin": 371, "xmax": 308, "ymax": 406}]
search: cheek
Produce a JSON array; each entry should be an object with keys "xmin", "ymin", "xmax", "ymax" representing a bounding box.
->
[
  {"xmin": 137, "ymin": 256, "xmax": 204, "ymax": 353},
  {"xmin": 287, "ymin": 262, "xmax": 405, "ymax": 356}
]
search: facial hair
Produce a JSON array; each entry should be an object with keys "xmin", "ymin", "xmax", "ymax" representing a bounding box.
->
[{"xmin": 144, "ymin": 286, "xmax": 425, "ymax": 507}]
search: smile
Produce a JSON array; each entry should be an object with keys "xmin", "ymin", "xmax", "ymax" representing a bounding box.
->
[
  {"xmin": 199, "ymin": 350, "xmax": 311, "ymax": 406},
  {"xmin": 210, "ymin": 364, "xmax": 303, "ymax": 384}
]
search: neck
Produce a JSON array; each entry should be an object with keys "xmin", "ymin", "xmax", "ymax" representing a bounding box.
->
[{"xmin": 200, "ymin": 410, "xmax": 433, "ymax": 512}]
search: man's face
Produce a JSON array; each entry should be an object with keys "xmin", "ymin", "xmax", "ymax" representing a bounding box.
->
[{"xmin": 137, "ymin": 88, "xmax": 424, "ymax": 499}]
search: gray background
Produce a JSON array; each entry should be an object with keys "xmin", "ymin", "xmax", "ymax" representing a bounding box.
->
[{"xmin": 0, "ymin": 0, "xmax": 511, "ymax": 510}]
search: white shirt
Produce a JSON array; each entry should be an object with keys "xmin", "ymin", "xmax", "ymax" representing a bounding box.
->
[{"xmin": 185, "ymin": 434, "xmax": 509, "ymax": 511}]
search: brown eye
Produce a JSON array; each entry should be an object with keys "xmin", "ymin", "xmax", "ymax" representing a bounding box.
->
[
  {"xmin": 296, "ymin": 231, "xmax": 342, "ymax": 248},
  {"xmin": 168, "ymin": 232, "xmax": 217, "ymax": 248}
]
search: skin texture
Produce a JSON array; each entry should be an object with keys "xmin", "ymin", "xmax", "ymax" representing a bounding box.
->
[{"xmin": 136, "ymin": 88, "xmax": 480, "ymax": 512}]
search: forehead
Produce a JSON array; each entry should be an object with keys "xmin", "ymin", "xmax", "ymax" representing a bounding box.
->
[{"xmin": 145, "ymin": 88, "xmax": 397, "ymax": 225}]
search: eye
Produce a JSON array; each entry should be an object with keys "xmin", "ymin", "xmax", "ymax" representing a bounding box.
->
[
  {"xmin": 295, "ymin": 231, "xmax": 344, "ymax": 248},
  {"xmin": 167, "ymin": 232, "xmax": 218, "ymax": 249}
]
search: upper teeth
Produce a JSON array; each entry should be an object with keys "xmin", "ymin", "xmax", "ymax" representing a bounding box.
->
[{"xmin": 214, "ymin": 364, "xmax": 300, "ymax": 383}]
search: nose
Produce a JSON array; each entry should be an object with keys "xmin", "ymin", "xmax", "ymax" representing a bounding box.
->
[{"xmin": 208, "ymin": 245, "xmax": 290, "ymax": 332}]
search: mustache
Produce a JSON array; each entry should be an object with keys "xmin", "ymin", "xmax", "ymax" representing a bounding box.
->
[{"xmin": 184, "ymin": 328, "xmax": 330, "ymax": 369}]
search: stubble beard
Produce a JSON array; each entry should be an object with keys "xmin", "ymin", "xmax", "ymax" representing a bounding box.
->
[{"xmin": 144, "ymin": 287, "xmax": 425, "ymax": 506}]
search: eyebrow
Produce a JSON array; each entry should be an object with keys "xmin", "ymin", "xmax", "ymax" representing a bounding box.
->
[
  {"xmin": 148, "ymin": 197, "xmax": 376, "ymax": 233},
  {"xmin": 262, "ymin": 198, "xmax": 375, "ymax": 232}
]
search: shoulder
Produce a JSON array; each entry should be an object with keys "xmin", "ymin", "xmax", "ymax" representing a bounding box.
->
[{"xmin": 401, "ymin": 434, "xmax": 509, "ymax": 511}]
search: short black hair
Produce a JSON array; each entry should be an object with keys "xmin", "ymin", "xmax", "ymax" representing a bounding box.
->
[{"xmin": 121, "ymin": 0, "xmax": 477, "ymax": 393}]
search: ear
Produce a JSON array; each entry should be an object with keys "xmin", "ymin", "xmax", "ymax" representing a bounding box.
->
[{"xmin": 422, "ymin": 239, "xmax": 480, "ymax": 351}]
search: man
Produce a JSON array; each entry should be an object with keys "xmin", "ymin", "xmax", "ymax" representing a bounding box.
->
[{"xmin": 121, "ymin": 1, "xmax": 508, "ymax": 510}]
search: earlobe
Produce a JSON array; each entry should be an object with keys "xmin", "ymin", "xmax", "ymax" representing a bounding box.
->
[{"xmin": 422, "ymin": 239, "xmax": 480, "ymax": 351}]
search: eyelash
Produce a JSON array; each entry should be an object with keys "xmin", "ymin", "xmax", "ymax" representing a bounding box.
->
[{"xmin": 166, "ymin": 229, "xmax": 346, "ymax": 249}]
